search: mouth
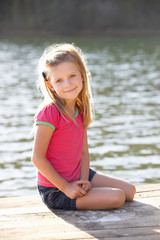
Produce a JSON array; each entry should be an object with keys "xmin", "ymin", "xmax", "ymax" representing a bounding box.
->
[{"xmin": 64, "ymin": 87, "xmax": 77, "ymax": 93}]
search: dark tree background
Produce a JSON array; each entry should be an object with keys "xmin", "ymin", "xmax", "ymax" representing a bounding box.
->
[{"xmin": 1, "ymin": 0, "xmax": 160, "ymax": 36}]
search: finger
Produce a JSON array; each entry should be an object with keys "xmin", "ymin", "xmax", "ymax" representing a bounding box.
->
[
  {"xmin": 82, "ymin": 184, "xmax": 88, "ymax": 191},
  {"xmin": 77, "ymin": 191, "xmax": 86, "ymax": 198},
  {"xmin": 76, "ymin": 187, "xmax": 86, "ymax": 198},
  {"xmin": 80, "ymin": 188, "xmax": 87, "ymax": 196},
  {"xmin": 76, "ymin": 180, "xmax": 87, "ymax": 185},
  {"xmin": 81, "ymin": 184, "xmax": 87, "ymax": 190},
  {"xmin": 82, "ymin": 182, "xmax": 91, "ymax": 189}
]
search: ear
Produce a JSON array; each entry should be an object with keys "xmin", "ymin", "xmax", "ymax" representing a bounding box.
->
[{"xmin": 46, "ymin": 81, "xmax": 55, "ymax": 91}]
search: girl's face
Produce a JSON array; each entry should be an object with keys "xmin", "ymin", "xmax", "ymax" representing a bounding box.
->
[{"xmin": 47, "ymin": 62, "xmax": 83, "ymax": 104}]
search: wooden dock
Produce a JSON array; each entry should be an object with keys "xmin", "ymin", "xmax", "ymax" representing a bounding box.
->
[{"xmin": 0, "ymin": 184, "xmax": 160, "ymax": 240}]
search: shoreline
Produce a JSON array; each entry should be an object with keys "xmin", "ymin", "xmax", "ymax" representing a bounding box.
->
[{"xmin": 1, "ymin": 29, "xmax": 160, "ymax": 38}]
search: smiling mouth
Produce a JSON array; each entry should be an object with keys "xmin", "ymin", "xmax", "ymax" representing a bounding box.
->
[{"xmin": 64, "ymin": 87, "xmax": 77, "ymax": 93}]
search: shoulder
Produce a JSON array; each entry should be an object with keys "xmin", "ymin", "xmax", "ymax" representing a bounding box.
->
[
  {"xmin": 36, "ymin": 103, "xmax": 59, "ymax": 117},
  {"xmin": 35, "ymin": 104, "xmax": 60, "ymax": 128}
]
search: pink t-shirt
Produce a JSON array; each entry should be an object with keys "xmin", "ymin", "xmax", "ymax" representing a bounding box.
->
[{"xmin": 35, "ymin": 104, "xmax": 85, "ymax": 187}]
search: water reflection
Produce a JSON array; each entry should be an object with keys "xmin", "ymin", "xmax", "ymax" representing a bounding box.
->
[{"xmin": 0, "ymin": 37, "xmax": 160, "ymax": 197}]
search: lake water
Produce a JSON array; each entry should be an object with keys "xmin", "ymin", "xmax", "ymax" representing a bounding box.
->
[{"xmin": 0, "ymin": 36, "xmax": 160, "ymax": 197}]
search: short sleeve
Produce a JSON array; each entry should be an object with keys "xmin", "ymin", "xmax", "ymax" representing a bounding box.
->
[{"xmin": 35, "ymin": 104, "xmax": 59, "ymax": 131}]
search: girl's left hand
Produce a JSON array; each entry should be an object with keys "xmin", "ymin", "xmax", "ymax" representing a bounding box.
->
[{"xmin": 81, "ymin": 180, "xmax": 91, "ymax": 192}]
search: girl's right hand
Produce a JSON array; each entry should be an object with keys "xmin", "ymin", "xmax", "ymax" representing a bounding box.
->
[{"xmin": 64, "ymin": 180, "xmax": 87, "ymax": 199}]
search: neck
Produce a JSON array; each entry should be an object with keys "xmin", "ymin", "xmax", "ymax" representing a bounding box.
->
[{"xmin": 65, "ymin": 101, "xmax": 76, "ymax": 117}]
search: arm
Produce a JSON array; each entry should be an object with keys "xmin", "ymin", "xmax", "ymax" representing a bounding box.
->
[
  {"xmin": 80, "ymin": 130, "xmax": 91, "ymax": 191},
  {"xmin": 32, "ymin": 125, "xmax": 87, "ymax": 199}
]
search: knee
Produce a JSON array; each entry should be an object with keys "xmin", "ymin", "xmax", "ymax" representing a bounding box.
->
[
  {"xmin": 127, "ymin": 184, "xmax": 136, "ymax": 202},
  {"xmin": 113, "ymin": 189, "xmax": 125, "ymax": 209}
]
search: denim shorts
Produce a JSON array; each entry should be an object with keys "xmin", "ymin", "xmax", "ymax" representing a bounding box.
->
[{"xmin": 38, "ymin": 168, "xmax": 96, "ymax": 211}]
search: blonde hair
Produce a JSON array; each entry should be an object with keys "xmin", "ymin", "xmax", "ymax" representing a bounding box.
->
[{"xmin": 37, "ymin": 43, "xmax": 94, "ymax": 128}]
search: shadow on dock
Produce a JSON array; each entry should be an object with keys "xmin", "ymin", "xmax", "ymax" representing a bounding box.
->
[{"xmin": 49, "ymin": 197, "xmax": 160, "ymax": 239}]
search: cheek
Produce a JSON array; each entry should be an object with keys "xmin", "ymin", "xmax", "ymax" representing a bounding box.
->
[
  {"xmin": 53, "ymin": 83, "xmax": 61, "ymax": 91},
  {"xmin": 77, "ymin": 77, "xmax": 83, "ymax": 86},
  {"xmin": 54, "ymin": 86, "xmax": 61, "ymax": 94}
]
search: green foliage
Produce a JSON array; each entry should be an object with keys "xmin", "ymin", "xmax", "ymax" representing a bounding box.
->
[{"xmin": 0, "ymin": 0, "xmax": 160, "ymax": 35}]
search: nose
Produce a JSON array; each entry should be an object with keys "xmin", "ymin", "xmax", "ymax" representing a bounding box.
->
[{"xmin": 64, "ymin": 78, "xmax": 72, "ymax": 88}]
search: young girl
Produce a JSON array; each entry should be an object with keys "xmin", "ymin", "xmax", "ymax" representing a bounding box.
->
[{"xmin": 32, "ymin": 43, "xmax": 136, "ymax": 211}]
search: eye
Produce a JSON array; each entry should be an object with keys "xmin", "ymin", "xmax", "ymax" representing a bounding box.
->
[
  {"xmin": 55, "ymin": 79, "xmax": 62, "ymax": 83},
  {"xmin": 70, "ymin": 74, "xmax": 76, "ymax": 78}
]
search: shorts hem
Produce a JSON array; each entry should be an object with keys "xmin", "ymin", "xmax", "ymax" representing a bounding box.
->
[{"xmin": 38, "ymin": 168, "xmax": 96, "ymax": 211}]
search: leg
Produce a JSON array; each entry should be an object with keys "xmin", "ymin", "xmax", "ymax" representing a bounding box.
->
[
  {"xmin": 76, "ymin": 187, "xmax": 125, "ymax": 210},
  {"xmin": 91, "ymin": 172, "xmax": 136, "ymax": 202}
]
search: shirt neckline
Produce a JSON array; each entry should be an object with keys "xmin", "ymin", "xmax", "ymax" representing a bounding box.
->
[{"xmin": 73, "ymin": 106, "xmax": 78, "ymax": 118}]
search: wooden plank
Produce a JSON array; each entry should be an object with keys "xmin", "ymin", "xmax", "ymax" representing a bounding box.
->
[
  {"xmin": 136, "ymin": 190, "xmax": 160, "ymax": 198},
  {"xmin": 0, "ymin": 184, "xmax": 160, "ymax": 240},
  {"xmin": 136, "ymin": 184, "xmax": 160, "ymax": 192},
  {"xmin": 1, "ymin": 226, "xmax": 160, "ymax": 240},
  {"xmin": 0, "ymin": 195, "xmax": 42, "ymax": 209}
]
